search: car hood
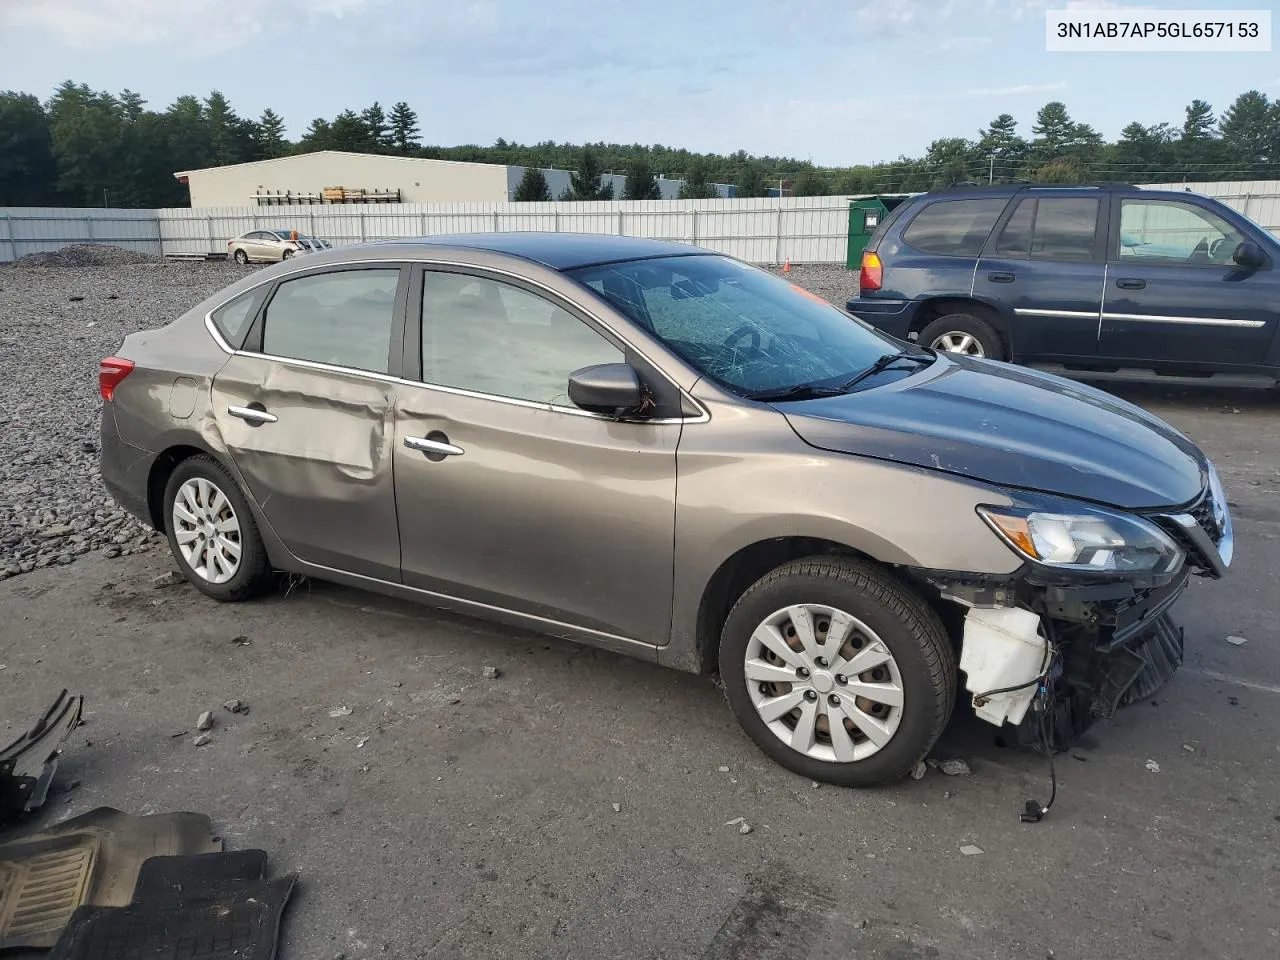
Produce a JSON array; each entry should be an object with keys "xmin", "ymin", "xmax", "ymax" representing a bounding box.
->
[{"xmin": 780, "ymin": 355, "xmax": 1205, "ymax": 510}]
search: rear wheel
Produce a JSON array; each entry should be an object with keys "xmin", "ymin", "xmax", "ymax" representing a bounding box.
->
[
  {"xmin": 919, "ymin": 313, "xmax": 1005, "ymax": 360},
  {"xmin": 163, "ymin": 456, "xmax": 272, "ymax": 602},
  {"xmin": 281, "ymin": 248, "xmax": 294, "ymax": 260},
  {"xmin": 233, "ymin": 248, "xmax": 249, "ymax": 265},
  {"xmin": 719, "ymin": 557, "xmax": 956, "ymax": 787}
]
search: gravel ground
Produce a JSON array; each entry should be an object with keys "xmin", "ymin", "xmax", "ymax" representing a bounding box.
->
[
  {"xmin": 763, "ymin": 262, "xmax": 860, "ymax": 308},
  {"xmin": 0, "ymin": 250, "xmax": 253, "ymax": 578},
  {"xmin": 0, "ymin": 250, "xmax": 856, "ymax": 582}
]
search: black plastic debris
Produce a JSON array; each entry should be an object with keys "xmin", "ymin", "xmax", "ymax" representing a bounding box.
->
[{"xmin": 0, "ymin": 690, "xmax": 83, "ymax": 824}]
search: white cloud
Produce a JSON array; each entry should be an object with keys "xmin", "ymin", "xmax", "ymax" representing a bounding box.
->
[
  {"xmin": 0, "ymin": 0, "xmax": 382, "ymax": 51},
  {"xmin": 961, "ymin": 81, "xmax": 1069, "ymax": 97}
]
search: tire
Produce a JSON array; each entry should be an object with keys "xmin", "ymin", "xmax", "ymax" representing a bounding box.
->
[
  {"xmin": 919, "ymin": 313, "xmax": 1005, "ymax": 360},
  {"xmin": 233, "ymin": 248, "xmax": 249, "ymax": 265},
  {"xmin": 719, "ymin": 556, "xmax": 956, "ymax": 787},
  {"xmin": 162, "ymin": 455, "xmax": 273, "ymax": 602},
  {"xmin": 281, "ymin": 248, "xmax": 294, "ymax": 260}
]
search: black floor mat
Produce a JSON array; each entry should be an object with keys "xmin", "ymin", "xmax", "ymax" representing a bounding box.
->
[
  {"xmin": 47, "ymin": 875, "xmax": 296, "ymax": 960},
  {"xmin": 132, "ymin": 851, "xmax": 270, "ymax": 905},
  {"xmin": 0, "ymin": 809, "xmax": 221, "ymax": 950}
]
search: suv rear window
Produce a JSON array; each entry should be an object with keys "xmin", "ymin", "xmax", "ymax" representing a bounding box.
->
[{"xmin": 901, "ymin": 199, "xmax": 1008, "ymax": 257}]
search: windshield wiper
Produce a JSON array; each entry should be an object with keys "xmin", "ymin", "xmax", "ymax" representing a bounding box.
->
[
  {"xmin": 839, "ymin": 351, "xmax": 932, "ymax": 392},
  {"xmin": 744, "ymin": 383, "xmax": 847, "ymax": 403}
]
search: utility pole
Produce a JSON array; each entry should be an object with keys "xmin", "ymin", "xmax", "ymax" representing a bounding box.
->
[{"xmin": 988, "ymin": 156, "xmax": 995, "ymax": 184}]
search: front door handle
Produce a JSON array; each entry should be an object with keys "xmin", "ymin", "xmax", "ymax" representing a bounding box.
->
[
  {"xmin": 227, "ymin": 404, "xmax": 277, "ymax": 424},
  {"xmin": 987, "ymin": 272, "xmax": 1015, "ymax": 283},
  {"xmin": 1116, "ymin": 278, "xmax": 1146, "ymax": 290},
  {"xmin": 404, "ymin": 434, "xmax": 465, "ymax": 458}
]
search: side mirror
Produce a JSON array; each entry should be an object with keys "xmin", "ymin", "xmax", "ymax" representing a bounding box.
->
[
  {"xmin": 1233, "ymin": 240, "xmax": 1266, "ymax": 269},
  {"xmin": 568, "ymin": 363, "xmax": 644, "ymax": 416}
]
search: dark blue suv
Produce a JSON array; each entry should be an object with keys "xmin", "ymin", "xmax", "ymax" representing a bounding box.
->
[{"xmin": 847, "ymin": 184, "xmax": 1279, "ymax": 386}]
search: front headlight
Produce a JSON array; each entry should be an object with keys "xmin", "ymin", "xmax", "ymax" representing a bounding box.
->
[{"xmin": 979, "ymin": 504, "xmax": 1184, "ymax": 575}]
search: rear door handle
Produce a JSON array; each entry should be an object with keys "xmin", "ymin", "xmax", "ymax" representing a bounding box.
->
[
  {"xmin": 987, "ymin": 272, "xmax": 1015, "ymax": 283},
  {"xmin": 227, "ymin": 404, "xmax": 277, "ymax": 424},
  {"xmin": 1116, "ymin": 278, "xmax": 1146, "ymax": 290},
  {"xmin": 404, "ymin": 435, "xmax": 465, "ymax": 457}
]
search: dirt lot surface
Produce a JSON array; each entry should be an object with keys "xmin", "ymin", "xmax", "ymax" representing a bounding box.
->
[{"xmin": 2, "ymin": 259, "xmax": 1278, "ymax": 959}]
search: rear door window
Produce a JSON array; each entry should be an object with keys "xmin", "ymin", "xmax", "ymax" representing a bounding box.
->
[
  {"xmin": 992, "ymin": 199, "xmax": 1035, "ymax": 257},
  {"xmin": 261, "ymin": 268, "xmax": 402, "ymax": 374},
  {"xmin": 1028, "ymin": 198, "xmax": 1100, "ymax": 261},
  {"xmin": 901, "ymin": 199, "xmax": 1008, "ymax": 256}
]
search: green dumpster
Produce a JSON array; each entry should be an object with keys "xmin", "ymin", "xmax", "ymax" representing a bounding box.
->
[{"xmin": 847, "ymin": 196, "xmax": 909, "ymax": 269}]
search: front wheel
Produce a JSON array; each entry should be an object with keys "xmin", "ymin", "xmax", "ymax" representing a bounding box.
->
[
  {"xmin": 919, "ymin": 313, "xmax": 1005, "ymax": 360},
  {"xmin": 719, "ymin": 557, "xmax": 956, "ymax": 787},
  {"xmin": 281, "ymin": 248, "xmax": 294, "ymax": 260},
  {"xmin": 163, "ymin": 455, "xmax": 273, "ymax": 602}
]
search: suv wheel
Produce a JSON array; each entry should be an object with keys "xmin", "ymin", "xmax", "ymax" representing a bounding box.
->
[
  {"xmin": 719, "ymin": 557, "xmax": 956, "ymax": 787},
  {"xmin": 919, "ymin": 313, "xmax": 1005, "ymax": 360},
  {"xmin": 163, "ymin": 455, "xmax": 273, "ymax": 602}
]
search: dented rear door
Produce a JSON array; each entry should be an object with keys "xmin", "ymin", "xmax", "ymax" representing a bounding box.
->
[{"xmin": 209, "ymin": 265, "xmax": 408, "ymax": 581}]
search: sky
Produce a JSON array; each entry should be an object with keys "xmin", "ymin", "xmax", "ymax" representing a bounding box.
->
[{"xmin": 0, "ymin": 0, "xmax": 1276, "ymax": 166}]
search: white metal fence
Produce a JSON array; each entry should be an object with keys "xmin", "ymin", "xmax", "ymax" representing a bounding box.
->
[
  {"xmin": 0, "ymin": 196, "xmax": 857, "ymax": 265},
  {"xmin": 6, "ymin": 184, "xmax": 1278, "ymax": 265}
]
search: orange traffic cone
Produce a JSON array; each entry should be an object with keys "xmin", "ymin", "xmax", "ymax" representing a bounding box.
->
[{"xmin": 782, "ymin": 260, "xmax": 791, "ymax": 273}]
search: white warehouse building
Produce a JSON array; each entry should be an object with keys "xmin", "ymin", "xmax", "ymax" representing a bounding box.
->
[{"xmin": 174, "ymin": 150, "xmax": 733, "ymax": 207}]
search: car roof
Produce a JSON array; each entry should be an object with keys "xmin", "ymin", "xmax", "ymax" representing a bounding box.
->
[
  {"xmin": 919, "ymin": 182, "xmax": 1140, "ymax": 200},
  {"xmin": 376, "ymin": 232, "xmax": 709, "ymax": 271}
]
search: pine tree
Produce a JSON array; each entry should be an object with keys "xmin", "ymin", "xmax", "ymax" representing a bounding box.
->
[
  {"xmin": 623, "ymin": 157, "xmax": 661, "ymax": 200},
  {"xmin": 1031, "ymin": 101, "xmax": 1075, "ymax": 157},
  {"xmin": 734, "ymin": 159, "xmax": 767, "ymax": 198},
  {"xmin": 1182, "ymin": 99, "xmax": 1216, "ymax": 140},
  {"xmin": 1220, "ymin": 90, "xmax": 1273, "ymax": 165},
  {"xmin": 0, "ymin": 92, "xmax": 60, "ymax": 205},
  {"xmin": 977, "ymin": 114, "xmax": 1026, "ymax": 160},
  {"xmin": 329, "ymin": 110, "xmax": 374, "ymax": 151},
  {"xmin": 678, "ymin": 157, "xmax": 719, "ymax": 199},
  {"xmin": 563, "ymin": 146, "xmax": 611, "ymax": 199},
  {"xmin": 513, "ymin": 166, "xmax": 552, "ymax": 201},
  {"xmin": 118, "ymin": 89, "xmax": 145, "ymax": 122},
  {"xmin": 256, "ymin": 109, "xmax": 287, "ymax": 158},
  {"xmin": 298, "ymin": 118, "xmax": 331, "ymax": 152},
  {"xmin": 361, "ymin": 102, "xmax": 392, "ymax": 149},
  {"xmin": 389, "ymin": 102, "xmax": 420, "ymax": 153}
]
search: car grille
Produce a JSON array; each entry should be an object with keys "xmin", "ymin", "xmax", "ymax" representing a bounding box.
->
[{"xmin": 1189, "ymin": 489, "xmax": 1223, "ymax": 544}]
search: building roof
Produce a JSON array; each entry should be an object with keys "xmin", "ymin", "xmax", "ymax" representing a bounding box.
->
[
  {"xmin": 174, "ymin": 149, "xmax": 509, "ymax": 178},
  {"xmin": 400, "ymin": 232, "xmax": 708, "ymax": 270}
]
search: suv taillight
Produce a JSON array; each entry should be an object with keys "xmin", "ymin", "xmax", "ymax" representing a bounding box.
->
[
  {"xmin": 99, "ymin": 357, "xmax": 135, "ymax": 401},
  {"xmin": 859, "ymin": 251, "xmax": 883, "ymax": 292}
]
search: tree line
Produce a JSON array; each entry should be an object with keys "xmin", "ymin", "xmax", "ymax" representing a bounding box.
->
[{"xmin": 3, "ymin": 80, "xmax": 1280, "ymax": 208}]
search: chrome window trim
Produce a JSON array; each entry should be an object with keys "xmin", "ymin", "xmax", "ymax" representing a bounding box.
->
[{"xmin": 202, "ymin": 256, "xmax": 711, "ymax": 425}]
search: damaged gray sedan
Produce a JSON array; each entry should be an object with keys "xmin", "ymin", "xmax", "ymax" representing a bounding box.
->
[{"xmin": 98, "ymin": 234, "xmax": 1232, "ymax": 786}]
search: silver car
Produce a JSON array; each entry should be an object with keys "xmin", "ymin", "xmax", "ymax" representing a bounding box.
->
[
  {"xmin": 228, "ymin": 229, "xmax": 331, "ymax": 265},
  {"xmin": 98, "ymin": 234, "xmax": 1231, "ymax": 787}
]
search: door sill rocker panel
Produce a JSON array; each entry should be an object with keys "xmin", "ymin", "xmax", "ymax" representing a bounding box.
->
[{"xmin": 292, "ymin": 559, "xmax": 665, "ymax": 660}]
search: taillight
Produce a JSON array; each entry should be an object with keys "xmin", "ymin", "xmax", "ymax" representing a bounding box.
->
[
  {"xmin": 99, "ymin": 357, "xmax": 134, "ymax": 401},
  {"xmin": 859, "ymin": 251, "xmax": 883, "ymax": 292}
]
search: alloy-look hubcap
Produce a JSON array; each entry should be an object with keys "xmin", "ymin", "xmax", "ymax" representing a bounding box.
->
[
  {"xmin": 931, "ymin": 332, "xmax": 984, "ymax": 357},
  {"xmin": 172, "ymin": 477, "xmax": 242, "ymax": 584},
  {"xmin": 745, "ymin": 603, "xmax": 905, "ymax": 763}
]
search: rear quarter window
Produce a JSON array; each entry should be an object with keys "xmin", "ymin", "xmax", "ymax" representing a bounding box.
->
[
  {"xmin": 901, "ymin": 198, "xmax": 1009, "ymax": 257},
  {"xmin": 209, "ymin": 288, "xmax": 266, "ymax": 349}
]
